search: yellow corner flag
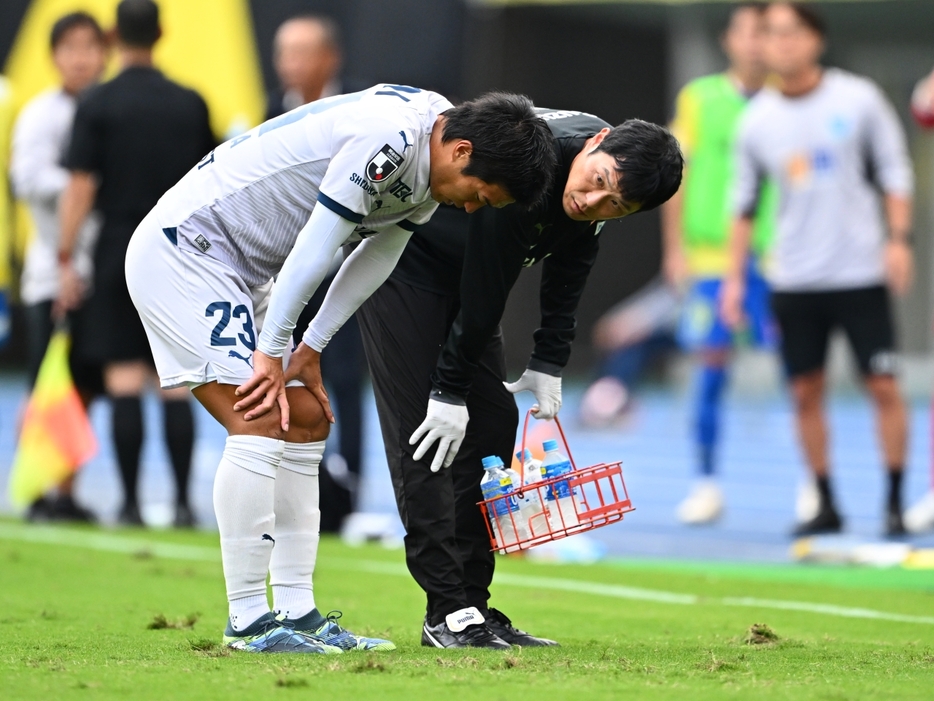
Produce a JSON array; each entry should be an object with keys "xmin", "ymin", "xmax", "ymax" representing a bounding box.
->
[{"xmin": 8, "ymin": 330, "xmax": 97, "ymax": 508}]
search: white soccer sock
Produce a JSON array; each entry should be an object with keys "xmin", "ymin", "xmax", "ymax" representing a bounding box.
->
[
  {"xmin": 269, "ymin": 440, "xmax": 324, "ymax": 620},
  {"xmin": 212, "ymin": 434, "xmax": 285, "ymax": 631}
]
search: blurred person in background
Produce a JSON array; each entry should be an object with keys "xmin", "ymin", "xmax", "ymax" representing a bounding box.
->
[
  {"xmin": 265, "ymin": 14, "xmax": 343, "ymax": 120},
  {"xmin": 9, "ymin": 12, "xmax": 107, "ymax": 522},
  {"xmin": 267, "ymin": 14, "xmax": 367, "ymax": 534},
  {"xmin": 578, "ymin": 276, "xmax": 680, "ymax": 426},
  {"xmin": 664, "ymin": 2, "xmax": 776, "ymax": 525},
  {"xmin": 722, "ymin": 2, "xmax": 914, "ymax": 537},
  {"xmin": 56, "ymin": 0, "xmax": 216, "ymax": 527},
  {"xmin": 903, "ymin": 67, "xmax": 934, "ymax": 533}
]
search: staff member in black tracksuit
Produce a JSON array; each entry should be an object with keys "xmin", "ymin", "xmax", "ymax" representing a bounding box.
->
[{"xmin": 353, "ymin": 110, "xmax": 683, "ymax": 648}]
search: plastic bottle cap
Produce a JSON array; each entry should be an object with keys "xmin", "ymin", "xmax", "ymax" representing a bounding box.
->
[
  {"xmin": 481, "ymin": 455, "xmax": 504, "ymax": 469},
  {"xmin": 515, "ymin": 449, "xmax": 533, "ymax": 462},
  {"xmin": 542, "ymin": 439, "xmax": 559, "ymax": 452}
]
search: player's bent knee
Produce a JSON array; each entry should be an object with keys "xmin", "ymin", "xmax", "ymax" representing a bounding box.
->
[{"xmin": 285, "ymin": 387, "xmax": 330, "ymax": 443}]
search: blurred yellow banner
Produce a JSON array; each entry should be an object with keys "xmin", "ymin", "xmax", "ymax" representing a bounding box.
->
[{"xmin": 4, "ymin": 0, "xmax": 265, "ymax": 139}]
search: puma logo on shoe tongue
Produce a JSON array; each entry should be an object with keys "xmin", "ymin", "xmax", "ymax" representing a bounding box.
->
[{"xmin": 445, "ymin": 606, "xmax": 484, "ymax": 633}]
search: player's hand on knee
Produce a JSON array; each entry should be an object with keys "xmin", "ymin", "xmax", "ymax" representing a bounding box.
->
[
  {"xmin": 409, "ymin": 397, "xmax": 469, "ymax": 472},
  {"xmin": 284, "ymin": 342, "xmax": 335, "ymax": 424},
  {"xmin": 235, "ymin": 350, "xmax": 290, "ymax": 431},
  {"xmin": 504, "ymin": 369, "xmax": 562, "ymax": 420}
]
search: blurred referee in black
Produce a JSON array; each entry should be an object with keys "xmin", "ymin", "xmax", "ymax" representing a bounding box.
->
[
  {"xmin": 56, "ymin": 0, "xmax": 216, "ymax": 527},
  {"xmin": 351, "ymin": 110, "xmax": 682, "ymax": 648}
]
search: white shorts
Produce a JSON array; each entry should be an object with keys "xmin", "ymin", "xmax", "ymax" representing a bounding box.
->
[{"xmin": 126, "ymin": 210, "xmax": 279, "ymax": 389}]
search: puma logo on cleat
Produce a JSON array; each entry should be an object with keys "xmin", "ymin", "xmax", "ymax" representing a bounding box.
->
[
  {"xmin": 262, "ymin": 534, "xmax": 275, "ymax": 543},
  {"xmin": 228, "ymin": 350, "xmax": 253, "ymax": 368},
  {"xmin": 445, "ymin": 606, "xmax": 484, "ymax": 632}
]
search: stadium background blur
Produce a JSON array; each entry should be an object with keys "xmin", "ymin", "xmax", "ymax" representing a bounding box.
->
[{"xmin": 0, "ymin": 0, "xmax": 933, "ymax": 560}]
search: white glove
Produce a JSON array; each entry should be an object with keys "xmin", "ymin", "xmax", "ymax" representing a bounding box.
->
[
  {"xmin": 409, "ymin": 398, "xmax": 470, "ymax": 472},
  {"xmin": 504, "ymin": 369, "xmax": 562, "ymax": 419}
]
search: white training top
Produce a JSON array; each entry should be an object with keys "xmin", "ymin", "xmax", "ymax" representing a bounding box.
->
[
  {"xmin": 734, "ymin": 69, "xmax": 914, "ymax": 292},
  {"xmin": 151, "ymin": 84, "xmax": 449, "ymax": 356},
  {"xmin": 10, "ymin": 88, "xmax": 99, "ymax": 305}
]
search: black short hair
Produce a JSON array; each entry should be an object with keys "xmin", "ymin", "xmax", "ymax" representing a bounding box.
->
[
  {"xmin": 778, "ymin": 2, "xmax": 827, "ymax": 38},
  {"xmin": 595, "ymin": 119, "xmax": 684, "ymax": 214},
  {"xmin": 116, "ymin": 0, "xmax": 159, "ymax": 48},
  {"xmin": 50, "ymin": 12, "xmax": 104, "ymax": 50},
  {"xmin": 441, "ymin": 92, "xmax": 555, "ymax": 210}
]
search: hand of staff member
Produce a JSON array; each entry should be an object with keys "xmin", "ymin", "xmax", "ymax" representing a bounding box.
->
[
  {"xmin": 719, "ymin": 215, "xmax": 753, "ymax": 330},
  {"xmin": 883, "ymin": 194, "xmax": 913, "ymax": 297},
  {"xmin": 504, "ymin": 369, "xmax": 562, "ymax": 419}
]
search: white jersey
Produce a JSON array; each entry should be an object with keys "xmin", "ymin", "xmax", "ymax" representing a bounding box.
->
[
  {"xmin": 734, "ymin": 69, "xmax": 913, "ymax": 292},
  {"xmin": 154, "ymin": 84, "xmax": 448, "ymax": 287},
  {"xmin": 10, "ymin": 88, "xmax": 99, "ymax": 305}
]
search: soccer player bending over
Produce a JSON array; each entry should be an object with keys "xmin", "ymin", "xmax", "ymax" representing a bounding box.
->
[{"xmin": 125, "ymin": 86, "xmax": 555, "ymax": 653}]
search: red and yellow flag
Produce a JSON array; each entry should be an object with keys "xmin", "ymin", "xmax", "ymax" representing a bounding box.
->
[{"xmin": 7, "ymin": 330, "xmax": 97, "ymax": 508}]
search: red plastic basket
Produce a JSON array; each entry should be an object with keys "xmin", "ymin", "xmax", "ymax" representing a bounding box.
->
[{"xmin": 477, "ymin": 410, "xmax": 635, "ymax": 552}]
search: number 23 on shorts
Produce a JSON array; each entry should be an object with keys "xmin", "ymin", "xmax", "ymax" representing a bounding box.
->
[{"xmin": 205, "ymin": 301, "xmax": 256, "ymax": 351}]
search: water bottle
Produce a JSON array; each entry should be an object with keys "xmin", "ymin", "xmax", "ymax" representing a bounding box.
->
[
  {"xmin": 515, "ymin": 449, "xmax": 550, "ymax": 539},
  {"xmin": 541, "ymin": 440, "xmax": 580, "ymax": 529},
  {"xmin": 479, "ymin": 456, "xmax": 526, "ymax": 552}
]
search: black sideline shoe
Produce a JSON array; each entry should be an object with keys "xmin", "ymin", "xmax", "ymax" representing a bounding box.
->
[
  {"xmin": 885, "ymin": 509, "xmax": 907, "ymax": 537},
  {"xmin": 792, "ymin": 503, "xmax": 842, "ymax": 537},
  {"xmin": 485, "ymin": 607, "xmax": 559, "ymax": 647},
  {"xmin": 421, "ymin": 607, "xmax": 510, "ymax": 649}
]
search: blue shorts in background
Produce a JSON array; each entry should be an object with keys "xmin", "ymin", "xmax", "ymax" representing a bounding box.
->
[{"xmin": 677, "ymin": 263, "xmax": 777, "ymax": 352}]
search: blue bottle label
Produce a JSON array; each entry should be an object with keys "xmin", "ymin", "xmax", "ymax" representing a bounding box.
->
[
  {"xmin": 543, "ymin": 459, "xmax": 574, "ymax": 501},
  {"xmin": 482, "ymin": 477, "xmax": 520, "ymax": 517}
]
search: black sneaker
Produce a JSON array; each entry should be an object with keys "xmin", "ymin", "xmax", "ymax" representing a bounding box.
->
[
  {"xmin": 174, "ymin": 503, "xmax": 196, "ymax": 528},
  {"xmin": 52, "ymin": 495, "xmax": 96, "ymax": 523},
  {"xmin": 421, "ymin": 607, "xmax": 510, "ymax": 649},
  {"xmin": 885, "ymin": 509, "xmax": 907, "ymax": 537},
  {"xmin": 117, "ymin": 503, "xmax": 144, "ymax": 526},
  {"xmin": 485, "ymin": 607, "xmax": 559, "ymax": 647},
  {"xmin": 792, "ymin": 503, "xmax": 842, "ymax": 537},
  {"xmin": 26, "ymin": 496, "xmax": 55, "ymax": 523}
]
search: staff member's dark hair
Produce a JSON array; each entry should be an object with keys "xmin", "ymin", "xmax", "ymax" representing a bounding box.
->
[
  {"xmin": 116, "ymin": 0, "xmax": 160, "ymax": 48},
  {"xmin": 442, "ymin": 93, "xmax": 555, "ymax": 210},
  {"xmin": 51, "ymin": 12, "xmax": 105, "ymax": 50},
  {"xmin": 780, "ymin": 1, "xmax": 827, "ymax": 37},
  {"xmin": 597, "ymin": 119, "xmax": 683, "ymax": 213}
]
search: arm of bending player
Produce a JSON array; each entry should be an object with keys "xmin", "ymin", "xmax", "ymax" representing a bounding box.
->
[
  {"xmin": 235, "ymin": 204, "xmax": 356, "ymax": 425},
  {"xmin": 284, "ymin": 225, "xmax": 413, "ymax": 421}
]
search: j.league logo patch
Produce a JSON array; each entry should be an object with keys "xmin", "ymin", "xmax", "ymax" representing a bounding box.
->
[{"xmin": 366, "ymin": 144, "xmax": 403, "ymax": 183}]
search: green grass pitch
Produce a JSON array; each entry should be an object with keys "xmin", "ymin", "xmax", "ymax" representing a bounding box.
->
[{"xmin": 1, "ymin": 520, "xmax": 932, "ymax": 700}]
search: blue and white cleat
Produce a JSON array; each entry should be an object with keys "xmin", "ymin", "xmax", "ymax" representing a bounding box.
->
[
  {"xmin": 285, "ymin": 609, "xmax": 396, "ymax": 651},
  {"xmin": 223, "ymin": 612, "xmax": 342, "ymax": 654}
]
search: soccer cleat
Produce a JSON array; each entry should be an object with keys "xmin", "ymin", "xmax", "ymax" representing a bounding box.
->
[
  {"xmin": 223, "ymin": 612, "xmax": 341, "ymax": 654},
  {"xmin": 52, "ymin": 495, "xmax": 96, "ymax": 523},
  {"xmin": 174, "ymin": 503, "xmax": 196, "ymax": 528},
  {"xmin": 286, "ymin": 609, "xmax": 396, "ymax": 651},
  {"xmin": 792, "ymin": 502, "xmax": 842, "ymax": 537},
  {"xmin": 117, "ymin": 502, "xmax": 144, "ymax": 526},
  {"xmin": 885, "ymin": 509, "xmax": 907, "ymax": 537},
  {"xmin": 904, "ymin": 490, "xmax": 934, "ymax": 534},
  {"xmin": 676, "ymin": 479, "xmax": 724, "ymax": 525},
  {"xmin": 485, "ymin": 608, "xmax": 558, "ymax": 647},
  {"xmin": 421, "ymin": 607, "xmax": 511, "ymax": 649}
]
